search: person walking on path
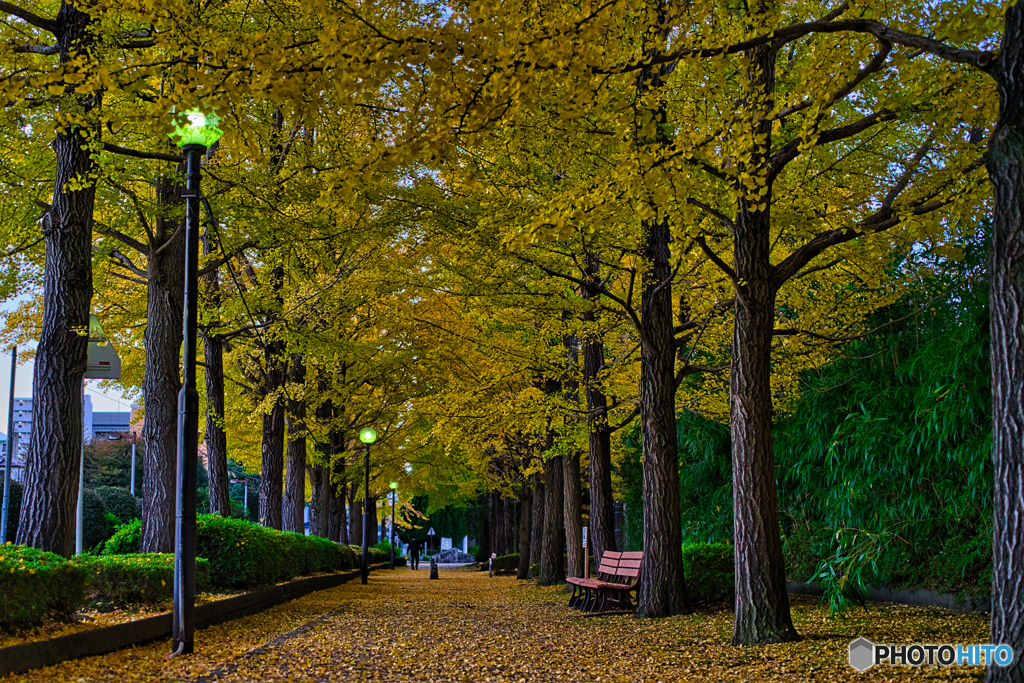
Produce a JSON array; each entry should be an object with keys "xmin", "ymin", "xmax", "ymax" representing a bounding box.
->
[{"xmin": 408, "ymin": 538, "xmax": 423, "ymax": 570}]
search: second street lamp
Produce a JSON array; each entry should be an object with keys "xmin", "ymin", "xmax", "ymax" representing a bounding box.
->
[
  {"xmin": 359, "ymin": 427, "xmax": 377, "ymax": 585},
  {"xmin": 169, "ymin": 108, "xmax": 223, "ymax": 657},
  {"xmin": 389, "ymin": 481, "xmax": 398, "ymax": 570}
]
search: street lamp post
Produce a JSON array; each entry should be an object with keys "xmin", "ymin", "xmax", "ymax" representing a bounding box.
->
[
  {"xmin": 359, "ymin": 427, "xmax": 377, "ymax": 585},
  {"xmin": 169, "ymin": 109, "xmax": 223, "ymax": 657},
  {"xmin": 389, "ymin": 481, "xmax": 397, "ymax": 570}
]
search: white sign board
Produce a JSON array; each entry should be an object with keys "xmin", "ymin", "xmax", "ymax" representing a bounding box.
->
[
  {"xmin": 582, "ymin": 526, "xmax": 588, "ymax": 547},
  {"xmin": 441, "ymin": 537, "xmax": 452, "ymax": 550}
]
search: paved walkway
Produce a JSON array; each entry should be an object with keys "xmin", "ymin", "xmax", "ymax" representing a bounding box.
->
[{"xmin": 10, "ymin": 567, "xmax": 989, "ymax": 682}]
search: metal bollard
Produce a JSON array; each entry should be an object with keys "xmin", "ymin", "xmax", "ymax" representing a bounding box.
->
[{"xmin": 430, "ymin": 556, "xmax": 439, "ymax": 580}]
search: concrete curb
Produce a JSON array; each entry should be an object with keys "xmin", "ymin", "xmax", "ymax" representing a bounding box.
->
[
  {"xmin": 787, "ymin": 581, "xmax": 990, "ymax": 613},
  {"xmin": 0, "ymin": 563, "xmax": 390, "ymax": 677}
]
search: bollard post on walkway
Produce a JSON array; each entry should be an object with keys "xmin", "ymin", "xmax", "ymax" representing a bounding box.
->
[
  {"xmin": 489, "ymin": 553, "xmax": 495, "ymax": 577},
  {"xmin": 430, "ymin": 556, "xmax": 439, "ymax": 580}
]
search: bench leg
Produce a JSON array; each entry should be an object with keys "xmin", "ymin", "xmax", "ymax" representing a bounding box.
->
[{"xmin": 568, "ymin": 584, "xmax": 581, "ymax": 608}]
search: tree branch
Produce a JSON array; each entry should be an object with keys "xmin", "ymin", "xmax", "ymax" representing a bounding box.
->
[
  {"xmin": 0, "ymin": 1, "xmax": 58, "ymax": 33},
  {"xmin": 103, "ymin": 142, "xmax": 183, "ymax": 163}
]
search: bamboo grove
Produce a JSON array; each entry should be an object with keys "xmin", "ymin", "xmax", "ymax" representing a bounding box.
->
[{"xmin": 0, "ymin": 0, "xmax": 1020, "ymax": 677}]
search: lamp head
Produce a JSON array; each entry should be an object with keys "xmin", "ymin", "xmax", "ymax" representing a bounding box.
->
[
  {"xmin": 169, "ymin": 108, "xmax": 224, "ymax": 150},
  {"xmin": 389, "ymin": 481, "xmax": 398, "ymax": 490},
  {"xmin": 359, "ymin": 427, "xmax": 377, "ymax": 444}
]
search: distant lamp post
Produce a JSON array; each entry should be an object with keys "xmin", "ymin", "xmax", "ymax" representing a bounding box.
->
[
  {"xmin": 389, "ymin": 481, "xmax": 398, "ymax": 570},
  {"xmin": 359, "ymin": 427, "xmax": 377, "ymax": 584},
  {"xmin": 169, "ymin": 108, "xmax": 223, "ymax": 657}
]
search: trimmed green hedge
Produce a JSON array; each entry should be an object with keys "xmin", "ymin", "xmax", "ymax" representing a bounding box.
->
[
  {"xmin": 87, "ymin": 554, "xmax": 210, "ymax": 603},
  {"xmin": 349, "ymin": 545, "xmax": 389, "ymax": 566},
  {"xmin": 105, "ymin": 516, "xmax": 358, "ymax": 588},
  {"xmin": 683, "ymin": 542, "xmax": 734, "ymax": 604},
  {"xmin": 0, "ymin": 546, "xmax": 90, "ymax": 631},
  {"xmin": 491, "ymin": 553, "xmax": 519, "ymax": 574}
]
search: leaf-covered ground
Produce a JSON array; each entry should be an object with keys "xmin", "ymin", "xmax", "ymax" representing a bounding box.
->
[{"xmin": 6, "ymin": 566, "xmax": 989, "ymax": 682}]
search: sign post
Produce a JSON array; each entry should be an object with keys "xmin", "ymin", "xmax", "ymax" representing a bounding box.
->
[
  {"xmin": 490, "ymin": 552, "xmax": 496, "ymax": 577},
  {"xmin": 582, "ymin": 526, "xmax": 589, "ymax": 579}
]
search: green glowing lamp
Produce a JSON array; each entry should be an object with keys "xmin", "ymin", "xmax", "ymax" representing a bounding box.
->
[
  {"xmin": 389, "ymin": 481, "xmax": 398, "ymax": 490},
  {"xmin": 170, "ymin": 109, "xmax": 224, "ymax": 149},
  {"xmin": 359, "ymin": 427, "xmax": 377, "ymax": 444}
]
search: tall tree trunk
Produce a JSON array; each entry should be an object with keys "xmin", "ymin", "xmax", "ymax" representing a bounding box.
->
[
  {"xmin": 637, "ymin": 214, "xmax": 687, "ymax": 618},
  {"xmin": 729, "ymin": 43, "xmax": 798, "ymax": 646},
  {"xmin": 538, "ymin": 451, "xmax": 565, "ymax": 586},
  {"xmin": 633, "ymin": 2, "xmax": 687, "ymax": 617},
  {"xmin": 582, "ymin": 253, "xmax": 617, "ymax": 564},
  {"xmin": 367, "ymin": 495, "xmax": 379, "ymax": 544},
  {"xmin": 15, "ymin": 3, "xmax": 96, "ymax": 555},
  {"xmin": 348, "ymin": 480, "xmax": 362, "ymax": 546},
  {"xmin": 562, "ymin": 330, "xmax": 584, "ymax": 579},
  {"xmin": 336, "ymin": 471, "xmax": 349, "ymax": 545},
  {"xmin": 985, "ymin": 7, "xmax": 1024, "ymax": 682},
  {"xmin": 529, "ymin": 470, "xmax": 544, "ymax": 568},
  {"xmin": 282, "ymin": 354, "xmax": 307, "ymax": 533},
  {"xmin": 140, "ymin": 175, "xmax": 185, "ymax": 554},
  {"xmin": 517, "ymin": 484, "xmax": 533, "ymax": 580},
  {"xmin": 202, "ymin": 232, "xmax": 230, "ymax": 518},
  {"xmin": 258, "ymin": 266, "xmax": 286, "ymax": 529},
  {"xmin": 307, "ymin": 463, "xmax": 328, "ymax": 538},
  {"xmin": 497, "ymin": 496, "xmax": 516, "ymax": 555},
  {"xmin": 258, "ymin": 375, "xmax": 285, "ymax": 529},
  {"xmin": 563, "ymin": 449, "xmax": 584, "ymax": 579}
]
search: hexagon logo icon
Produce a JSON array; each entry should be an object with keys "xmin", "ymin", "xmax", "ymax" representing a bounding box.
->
[{"xmin": 849, "ymin": 638, "xmax": 875, "ymax": 671}]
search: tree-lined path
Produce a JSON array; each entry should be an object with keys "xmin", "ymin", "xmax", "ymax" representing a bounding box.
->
[{"xmin": 9, "ymin": 568, "xmax": 989, "ymax": 682}]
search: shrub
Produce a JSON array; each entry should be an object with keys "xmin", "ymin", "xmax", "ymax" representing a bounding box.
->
[
  {"xmin": 106, "ymin": 516, "xmax": 357, "ymax": 588},
  {"xmin": 87, "ymin": 554, "xmax": 210, "ymax": 603},
  {"xmin": 468, "ymin": 545, "xmax": 480, "ymax": 559},
  {"xmin": 490, "ymin": 554, "xmax": 519, "ymax": 574},
  {"xmin": 82, "ymin": 488, "xmax": 114, "ymax": 551},
  {"xmin": 95, "ymin": 486, "xmax": 141, "ymax": 524},
  {"xmin": 682, "ymin": 542, "xmax": 734, "ymax": 604},
  {"xmin": 0, "ymin": 545, "xmax": 89, "ymax": 631}
]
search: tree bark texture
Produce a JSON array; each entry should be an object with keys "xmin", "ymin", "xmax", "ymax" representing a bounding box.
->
[
  {"xmin": 202, "ymin": 232, "xmax": 230, "ymax": 518},
  {"xmin": 307, "ymin": 463, "xmax": 328, "ymax": 538},
  {"xmin": 492, "ymin": 493, "xmax": 516, "ymax": 556},
  {"xmin": 637, "ymin": 214, "xmax": 688, "ymax": 618},
  {"xmin": 633, "ymin": 4, "xmax": 688, "ymax": 616},
  {"xmin": 282, "ymin": 354, "xmax": 307, "ymax": 533},
  {"xmin": 335, "ymin": 467, "xmax": 349, "ymax": 545},
  {"xmin": 140, "ymin": 175, "xmax": 185, "ymax": 554},
  {"xmin": 729, "ymin": 44, "xmax": 799, "ymax": 646},
  {"xmin": 368, "ymin": 495, "xmax": 379, "ymax": 544},
  {"xmin": 582, "ymin": 253, "xmax": 617, "ymax": 563},
  {"xmin": 16, "ymin": 1, "xmax": 96, "ymax": 556},
  {"xmin": 985, "ymin": 7, "xmax": 1024, "ymax": 682},
  {"xmin": 563, "ymin": 450, "xmax": 584, "ymax": 579},
  {"xmin": 538, "ymin": 452, "xmax": 565, "ymax": 586},
  {"xmin": 529, "ymin": 470, "xmax": 544, "ymax": 567},
  {"xmin": 257, "ymin": 334, "xmax": 286, "ymax": 530},
  {"xmin": 348, "ymin": 480, "xmax": 362, "ymax": 546},
  {"xmin": 517, "ymin": 485, "xmax": 533, "ymax": 579}
]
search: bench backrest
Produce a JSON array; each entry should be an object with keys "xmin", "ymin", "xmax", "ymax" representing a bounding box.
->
[
  {"xmin": 595, "ymin": 550, "xmax": 623, "ymax": 581},
  {"xmin": 614, "ymin": 551, "xmax": 642, "ymax": 582}
]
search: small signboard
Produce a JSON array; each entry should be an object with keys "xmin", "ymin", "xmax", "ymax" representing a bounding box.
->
[
  {"xmin": 427, "ymin": 527, "xmax": 435, "ymax": 536},
  {"xmin": 441, "ymin": 537, "xmax": 452, "ymax": 550},
  {"xmin": 86, "ymin": 315, "xmax": 121, "ymax": 380},
  {"xmin": 582, "ymin": 526, "xmax": 588, "ymax": 547}
]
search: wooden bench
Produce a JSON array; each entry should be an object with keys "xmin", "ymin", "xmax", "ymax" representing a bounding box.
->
[{"xmin": 566, "ymin": 551, "xmax": 642, "ymax": 614}]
